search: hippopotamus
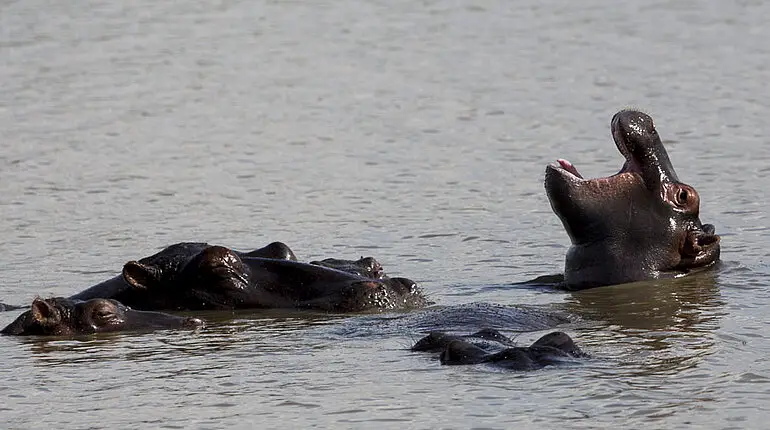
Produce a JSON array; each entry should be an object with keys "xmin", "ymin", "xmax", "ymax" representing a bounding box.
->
[
  {"xmin": 70, "ymin": 241, "xmax": 296, "ymax": 302},
  {"xmin": 544, "ymin": 110, "xmax": 721, "ymax": 290},
  {"xmin": 412, "ymin": 328, "xmax": 586, "ymax": 370},
  {"xmin": 1, "ymin": 297, "xmax": 203, "ymax": 336},
  {"xmin": 71, "ymin": 242, "xmax": 427, "ymax": 312}
]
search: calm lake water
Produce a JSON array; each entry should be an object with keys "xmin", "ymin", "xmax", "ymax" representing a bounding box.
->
[{"xmin": 1, "ymin": 0, "xmax": 769, "ymax": 428}]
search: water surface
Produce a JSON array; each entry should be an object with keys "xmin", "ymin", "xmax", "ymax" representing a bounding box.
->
[{"xmin": 1, "ymin": 0, "xmax": 769, "ymax": 428}]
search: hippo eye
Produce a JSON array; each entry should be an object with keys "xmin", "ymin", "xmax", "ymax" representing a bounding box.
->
[
  {"xmin": 95, "ymin": 309, "xmax": 113, "ymax": 319},
  {"xmin": 677, "ymin": 189, "xmax": 688, "ymax": 205},
  {"xmin": 92, "ymin": 305, "xmax": 116, "ymax": 322}
]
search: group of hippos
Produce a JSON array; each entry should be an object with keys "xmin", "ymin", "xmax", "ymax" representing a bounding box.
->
[{"xmin": 0, "ymin": 110, "xmax": 722, "ymax": 371}]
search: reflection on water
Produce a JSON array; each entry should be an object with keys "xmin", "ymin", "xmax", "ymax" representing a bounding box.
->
[
  {"xmin": 327, "ymin": 302, "xmax": 576, "ymax": 340},
  {"xmin": 566, "ymin": 271, "xmax": 725, "ymax": 375},
  {"xmin": 567, "ymin": 271, "xmax": 723, "ymax": 331},
  {"xmin": 21, "ymin": 309, "xmax": 348, "ymax": 366}
]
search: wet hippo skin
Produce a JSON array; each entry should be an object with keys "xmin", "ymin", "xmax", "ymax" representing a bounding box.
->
[
  {"xmin": 1, "ymin": 297, "xmax": 203, "ymax": 336},
  {"xmin": 544, "ymin": 110, "xmax": 721, "ymax": 289}
]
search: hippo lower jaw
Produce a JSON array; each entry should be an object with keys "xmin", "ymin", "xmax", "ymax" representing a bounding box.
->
[{"xmin": 549, "ymin": 156, "xmax": 642, "ymax": 183}]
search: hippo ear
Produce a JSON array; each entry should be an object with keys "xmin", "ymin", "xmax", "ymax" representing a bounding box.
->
[
  {"xmin": 530, "ymin": 332, "xmax": 586, "ymax": 357},
  {"xmin": 31, "ymin": 299, "xmax": 58, "ymax": 324},
  {"xmin": 122, "ymin": 261, "xmax": 160, "ymax": 290},
  {"xmin": 244, "ymin": 242, "xmax": 297, "ymax": 261}
]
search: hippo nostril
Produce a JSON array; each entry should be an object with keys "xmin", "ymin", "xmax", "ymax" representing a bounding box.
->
[
  {"xmin": 357, "ymin": 257, "xmax": 384, "ymax": 279},
  {"xmin": 360, "ymin": 257, "xmax": 376, "ymax": 266},
  {"xmin": 697, "ymin": 233, "xmax": 719, "ymax": 248}
]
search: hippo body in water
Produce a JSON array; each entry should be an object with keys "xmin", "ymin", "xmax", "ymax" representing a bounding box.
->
[
  {"xmin": 1, "ymin": 297, "xmax": 203, "ymax": 336},
  {"xmin": 545, "ymin": 110, "xmax": 721, "ymax": 290},
  {"xmin": 71, "ymin": 242, "xmax": 427, "ymax": 312},
  {"xmin": 412, "ymin": 329, "xmax": 586, "ymax": 370}
]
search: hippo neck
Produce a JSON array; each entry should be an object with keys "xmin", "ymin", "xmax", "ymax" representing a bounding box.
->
[{"xmin": 563, "ymin": 242, "xmax": 662, "ymax": 290}]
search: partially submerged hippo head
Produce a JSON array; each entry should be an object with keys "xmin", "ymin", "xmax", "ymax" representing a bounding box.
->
[
  {"xmin": 69, "ymin": 241, "xmax": 300, "ymax": 308},
  {"xmin": 545, "ymin": 110, "xmax": 720, "ymax": 289},
  {"xmin": 122, "ymin": 245, "xmax": 427, "ymax": 312},
  {"xmin": 412, "ymin": 329, "xmax": 586, "ymax": 370},
  {"xmin": 1, "ymin": 297, "xmax": 203, "ymax": 336}
]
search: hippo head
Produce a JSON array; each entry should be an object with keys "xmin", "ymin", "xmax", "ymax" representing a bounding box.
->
[
  {"xmin": 123, "ymin": 245, "xmax": 254, "ymax": 309},
  {"xmin": 123, "ymin": 245, "xmax": 428, "ymax": 312},
  {"xmin": 0, "ymin": 298, "xmax": 203, "ymax": 336},
  {"xmin": 544, "ymin": 110, "xmax": 720, "ymax": 289}
]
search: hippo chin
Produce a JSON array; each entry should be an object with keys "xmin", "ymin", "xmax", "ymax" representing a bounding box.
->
[
  {"xmin": 1, "ymin": 297, "xmax": 203, "ymax": 336},
  {"xmin": 412, "ymin": 329, "xmax": 586, "ymax": 370},
  {"xmin": 73, "ymin": 242, "xmax": 427, "ymax": 312},
  {"xmin": 545, "ymin": 110, "xmax": 721, "ymax": 290}
]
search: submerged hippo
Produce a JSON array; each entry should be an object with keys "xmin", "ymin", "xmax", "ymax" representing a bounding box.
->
[
  {"xmin": 72, "ymin": 242, "xmax": 427, "ymax": 312},
  {"xmin": 1, "ymin": 297, "xmax": 203, "ymax": 336},
  {"xmin": 544, "ymin": 110, "xmax": 721, "ymax": 289},
  {"xmin": 412, "ymin": 329, "xmax": 585, "ymax": 370}
]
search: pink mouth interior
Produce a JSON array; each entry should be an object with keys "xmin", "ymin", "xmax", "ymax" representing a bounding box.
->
[
  {"xmin": 557, "ymin": 159, "xmax": 583, "ymax": 179},
  {"xmin": 554, "ymin": 157, "xmax": 639, "ymax": 180}
]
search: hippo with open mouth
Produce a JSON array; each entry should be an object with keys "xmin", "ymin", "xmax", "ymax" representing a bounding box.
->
[
  {"xmin": 544, "ymin": 110, "xmax": 721, "ymax": 290},
  {"xmin": 1, "ymin": 297, "xmax": 203, "ymax": 336}
]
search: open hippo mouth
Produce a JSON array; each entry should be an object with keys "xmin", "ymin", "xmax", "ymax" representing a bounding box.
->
[
  {"xmin": 544, "ymin": 110, "xmax": 721, "ymax": 289},
  {"xmin": 550, "ymin": 157, "xmax": 639, "ymax": 186},
  {"xmin": 547, "ymin": 112, "xmax": 666, "ymax": 188}
]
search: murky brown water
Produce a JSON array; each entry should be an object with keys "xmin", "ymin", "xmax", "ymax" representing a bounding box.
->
[{"xmin": 2, "ymin": 0, "xmax": 769, "ymax": 428}]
